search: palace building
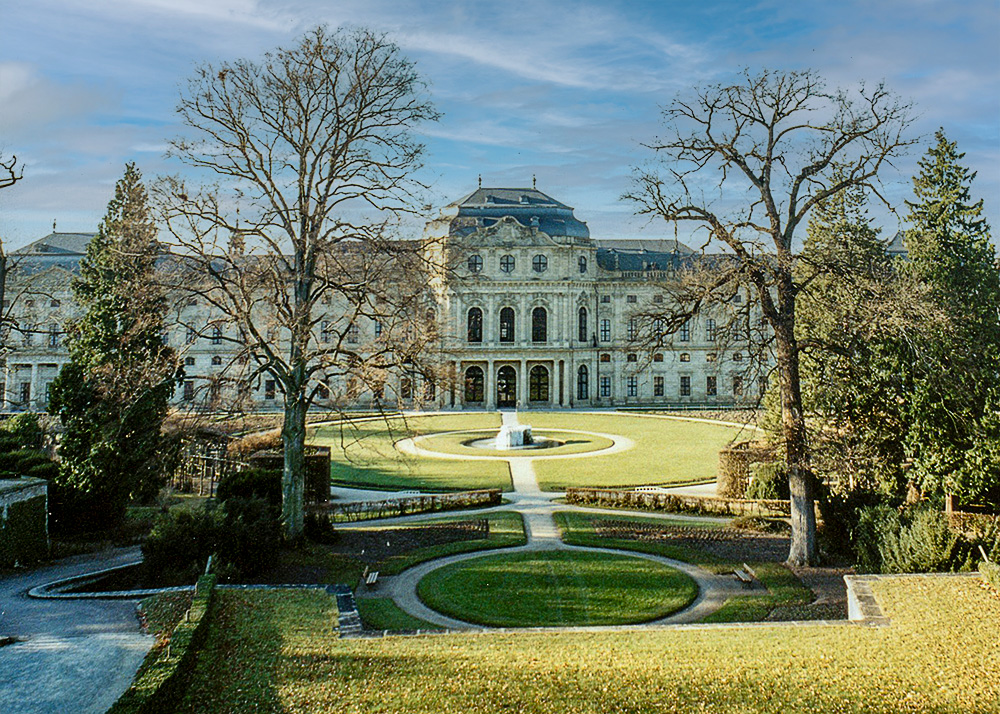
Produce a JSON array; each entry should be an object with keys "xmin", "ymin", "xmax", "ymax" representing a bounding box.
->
[{"xmin": 2, "ymin": 186, "xmax": 764, "ymax": 412}]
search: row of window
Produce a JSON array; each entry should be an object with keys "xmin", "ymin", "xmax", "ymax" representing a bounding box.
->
[
  {"xmin": 599, "ymin": 351, "xmax": 743, "ymax": 363},
  {"xmin": 468, "ymin": 254, "xmax": 589, "ymax": 275}
]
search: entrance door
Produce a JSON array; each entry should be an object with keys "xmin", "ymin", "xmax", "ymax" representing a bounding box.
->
[{"xmin": 496, "ymin": 365, "xmax": 517, "ymax": 407}]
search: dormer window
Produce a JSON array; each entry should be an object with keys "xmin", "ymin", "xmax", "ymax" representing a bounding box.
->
[{"xmin": 520, "ymin": 195, "xmax": 530, "ymax": 204}]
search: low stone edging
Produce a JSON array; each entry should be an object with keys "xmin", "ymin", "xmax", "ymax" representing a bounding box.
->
[{"xmin": 106, "ymin": 574, "xmax": 217, "ymax": 714}]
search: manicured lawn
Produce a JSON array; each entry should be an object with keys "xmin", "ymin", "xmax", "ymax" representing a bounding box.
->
[
  {"xmin": 372, "ymin": 511, "xmax": 526, "ymax": 575},
  {"xmin": 416, "ymin": 550, "xmax": 698, "ymax": 627},
  {"xmin": 356, "ymin": 597, "xmax": 444, "ymax": 632},
  {"xmin": 526, "ymin": 412, "xmax": 755, "ymax": 489},
  {"xmin": 415, "ymin": 429, "xmax": 615, "ymax": 456},
  {"xmin": 175, "ymin": 576, "xmax": 1000, "ymax": 713},
  {"xmin": 310, "ymin": 413, "xmax": 511, "ymax": 492}
]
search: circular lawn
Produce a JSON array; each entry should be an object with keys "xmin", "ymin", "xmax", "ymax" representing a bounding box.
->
[{"xmin": 416, "ymin": 550, "xmax": 698, "ymax": 627}]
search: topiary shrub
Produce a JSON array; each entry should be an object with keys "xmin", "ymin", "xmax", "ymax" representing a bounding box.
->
[{"xmin": 745, "ymin": 462, "xmax": 790, "ymax": 501}]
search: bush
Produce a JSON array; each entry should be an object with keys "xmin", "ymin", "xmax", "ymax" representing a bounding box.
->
[
  {"xmin": 0, "ymin": 448, "xmax": 52, "ymax": 475},
  {"xmin": 0, "ymin": 433, "xmax": 23, "ymax": 455},
  {"xmin": 0, "ymin": 413, "xmax": 44, "ymax": 450},
  {"xmin": 216, "ymin": 468, "xmax": 281, "ymax": 506},
  {"xmin": 227, "ymin": 429, "xmax": 281, "ymax": 457},
  {"xmin": 731, "ymin": 516, "xmax": 791, "ymax": 534},
  {"xmin": 25, "ymin": 461, "xmax": 60, "ymax": 481},
  {"xmin": 141, "ymin": 498, "xmax": 281, "ymax": 585},
  {"xmin": 854, "ymin": 504, "xmax": 983, "ymax": 574},
  {"xmin": 980, "ymin": 561, "xmax": 1000, "ymax": 593},
  {"xmin": 745, "ymin": 462, "xmax": 790, "ymax": 501}
]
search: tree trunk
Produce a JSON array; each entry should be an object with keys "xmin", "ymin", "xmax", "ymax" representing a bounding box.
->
[
  {"xmin": 775, "ymin": 313, "xmax": 817, "ymax": 566},
  {"xmin": 281, "ymin": 389, "xmax": 308, "ymax": 541}
]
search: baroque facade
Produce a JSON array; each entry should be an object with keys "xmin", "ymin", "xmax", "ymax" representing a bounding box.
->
[{"xmin": 2, "ymin": 186, "xmax": 764, "ymax": 412}]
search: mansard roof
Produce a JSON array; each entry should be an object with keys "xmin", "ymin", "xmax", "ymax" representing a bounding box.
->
[
  {"xmin": 14, "ymin": 232, "xmax": 93, "ymax": 256},
  {"xmin": 445, "ymin": 186, "xmax": 590, "ymax": 240},
  {"xmin": 595, "ymin": 238, "xmax": 696, "ymax": 272}
]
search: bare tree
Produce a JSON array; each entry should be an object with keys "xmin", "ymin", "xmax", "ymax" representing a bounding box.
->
[
  {"xmin": 627, "ymin": 69, "xmax": 914, "ymax": 565},
  {"xmin": 0, "ymin": 152, "xmax": 24, "ymax": 354},
  {"xmin": 155, "ymin": 26, "xmax": 440, "ymax": 540}
]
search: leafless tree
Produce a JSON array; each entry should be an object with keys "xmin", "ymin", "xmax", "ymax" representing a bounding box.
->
[
  {"xmin": 155, "ymin": 26, "xmax": 440, "ymax": 540},
  {"xmin": 626, "ymin": 69, "xmax": 914, "ymax": 565},
  {"xmin": 0, "ymin": 152, "xmax": 24, "ymax": 354}
]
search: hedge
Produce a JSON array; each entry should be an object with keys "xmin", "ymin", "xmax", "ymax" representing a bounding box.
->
[
  {"xmin": 565, "ymin": 487, "xmax": 790, "ymax": 517},
  {"xmin": 107, "ymin": 574, "xmax": 217, "ymax": 714},
  {"xmin": 0, "ymin": 486, "xmax": 48, "ymax": 568}
]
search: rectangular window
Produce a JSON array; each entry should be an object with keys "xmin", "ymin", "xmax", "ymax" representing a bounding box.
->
[
  {"xmin": 347, "ymin": 323, "xmax": 360, "ymax": 344},
  {"xmin": 211, "ymin": 326, "xmax": 222, "ymax": 345},
  {"xmin": 706, "ymin": 375, "xmax": 717, "ymax": 396},
  {"xmin": 183, "ymin": 380, "xmax": 195, "ymax": 401},
  {"xmin": 599, "ymin": 376, "xmax": 611, "ymax": 398},
  {"xmin": 733, "ymin": 376, "xmax": 744, "ymax": 397},
  {"xmin": 680, "ymin": 375, "xmax": 691, "ymax": 397},
  {"xmin": 626, "ymin": 295, "xmax": 637, "ymax": 304},
  {"xmin": 19, "ymin": 382, "xmax": 31, "ymax": 405},
  {"xmin": 653, "ymin": 294, "xmax": 663, "ymax": 304},
  {"xmin": 373, "ymin": 320, "xmax": 382, "ymax": 337},
  {"xmin": 706, "ymin": 319, "xmax": 717, "ymax": 342},
  {"xmin": 600, "ymin": 353, "xmax": 611, "ymax": 363},
  {"xmin": 321, "ymin": 320, "xmax": 332, "ymax": 343},
  {"xmin": 186, "ymin": 326, "xmax": 197, "ymax": 344},
  {"xmin": 600, "ymin": 295, "xmax": 611, "ymax": 304},
  {"xmin": 654, "ymin": 376, "xmax": 664, "ymax": 397},
  {"xmin": 627, "ymin": 376, "xmax": 638, "ymax": 397},
  {"xmin": 600, "ymin": 319, "xmax": 611, "ymax": 342},
  {"xmin": 265, "ymin": 380, "xmax": 276, "ymax": 400},
  {"xmin": 627, "ymin": 318, "xmax": 637, "ymax": 341},
  {"xmin": 679, "ymin": 321, "xmax": 690, "ymax": 342},
  {"xmin": 48, "ymin": 324, "xmax": 59, "ymax": 348}
]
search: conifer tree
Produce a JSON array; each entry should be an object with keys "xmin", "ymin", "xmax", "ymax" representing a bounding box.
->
[
  {"xmin": 902, "ymin": 130, "xmax": 1000, "ymax": 505},
  {"xmin": 49, "ymin": 164, "xmax": 177, "ymax": 532}
]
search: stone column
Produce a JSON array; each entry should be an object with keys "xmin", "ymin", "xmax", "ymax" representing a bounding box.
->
[
  {"xmin": 486, "ymin": 359, "xmax": 495, "ymax": 410},
  {"xmin": 451, "ymin": 361, "xmax": 458, "ymax": 408},
  {"xmin": 519, "ymin": 358, "xmax": 527, "ymax": 406},
  {"xmin": 29, "ymin": 363, "xmax": 39, "ymax": 411}
]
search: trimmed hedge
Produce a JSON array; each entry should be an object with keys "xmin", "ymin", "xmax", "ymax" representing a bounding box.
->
[
  {"xmin": 565, "ymin": 487, "xmax": 790, "ymax": 517},
  {"xmin": 107, "ymin": 574, "xmax": 217, "ymax": 714},
  {"xmin": 0, "ymin": 491, "xmax": 48, "ymax": 567}
]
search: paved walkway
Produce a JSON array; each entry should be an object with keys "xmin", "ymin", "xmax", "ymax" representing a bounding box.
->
[
  {"xmin": 369, "ymin": 410, "xmax": 742, "ymax": 630},
  {"xmin": 0, "ymin": 547, "xmax": 153, "ymax": 714}
]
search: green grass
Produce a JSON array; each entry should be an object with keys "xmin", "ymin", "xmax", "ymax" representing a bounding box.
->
[
  {"xmin": 416, "ymin": 550, "xmax": 698, "ymax": 627},
  {"xmin": 310, "ymin": 413, "xmax": 512, "ymax": 492},
  {"xmin": 416, "ymin": 429, "xmax": 615, "ymax": 456},
  {"xmin": 356, "ymin": 597, "xmax": 444, "ymax": 632},
  {"xmin": 527, "ymin": 412, "xmax": 754, "ymax": 490},
  {"xmin": 174, "ymin": 577, "xmax": 1000, "ymax": 713},
  {"xmin": 372, "ymin": 511, "xmax": 526, "ymax": 576}
]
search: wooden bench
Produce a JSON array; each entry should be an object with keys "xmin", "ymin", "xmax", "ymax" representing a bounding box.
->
[
  {"xmin": 364, "ymin": 570, "xmax": 380, "ymax": 588},
  {"xmin": 733, "ymin": 563, "xmax": 757, "ymax": 589}
]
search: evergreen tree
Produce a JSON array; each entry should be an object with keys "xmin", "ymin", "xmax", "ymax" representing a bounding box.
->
[
  {"xmin": 902, "ymin": 130, "xmax": 1000, "ymax": 505},
  {"xmin": 49, "ymin": 164, "xmax": 177, "ymax": 532}
]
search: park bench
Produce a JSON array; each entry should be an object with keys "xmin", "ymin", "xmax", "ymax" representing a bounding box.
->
[
  {"xmin": 364, "ymin": 570, "xmax": 380, "ymax": 588},
  {"xmin": 733, "ymin": 563, "xmax": 757, "ymax": 589}
]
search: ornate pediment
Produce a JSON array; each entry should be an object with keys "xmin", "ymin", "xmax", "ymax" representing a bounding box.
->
[{"xmin": 462, "ymin": 216, "xmax": 560, "ymax": 248}]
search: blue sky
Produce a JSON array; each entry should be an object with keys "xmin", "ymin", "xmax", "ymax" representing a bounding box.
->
[{"xmin": 1, "ymin": 0, "xmax": 997, "ymax": 249}]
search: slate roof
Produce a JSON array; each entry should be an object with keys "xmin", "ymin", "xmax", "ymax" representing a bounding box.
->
[
  {"xmin": 447, "ymin": 187, "xmax": 590, "ymax": 240},
  {"xmin": 13, "ymin": 232, "xmax": 93, "ymax": 256},
  {"xmin": 885, "ymin": 231, "xmax": 907, "ymax": 258},
  {"xmin": 595, "ymin": 238, "xmax": 696, "ymax": 272}
]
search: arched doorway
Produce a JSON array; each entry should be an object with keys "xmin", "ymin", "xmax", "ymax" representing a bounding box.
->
[
  {"xmin": 529, "ymin": 365, "xmax": 549, "ymax": 403},
  {"xmin": 464, "ymin": 366, "xmax": 484, "ymax": 403},
  {"xmin": 496, "ymin": 365, "xmax": 517, "ymax": 407}
]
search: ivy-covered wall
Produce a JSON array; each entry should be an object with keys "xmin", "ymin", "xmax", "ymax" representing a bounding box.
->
[{"xmin": 0, "ymin": 478, "xmax": 49, "ymax": 568}]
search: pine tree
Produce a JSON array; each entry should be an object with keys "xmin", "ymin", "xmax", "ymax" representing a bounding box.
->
[
  {"xmin": 902, "ymin": 130, "xmax": 1000, "ymax": 505},
  {"xmin": 49, "ymin": 164, "xmax": 177, "ymax": 532}
]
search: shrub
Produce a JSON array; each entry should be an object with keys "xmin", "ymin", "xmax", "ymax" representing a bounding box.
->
[
  {"xmin": 216, "ymin": 468, "xmax": 281, "ymax": 506},
  {"xmin": 980, "ymin": 561, "xmax": 1000, "ymax": 593},
  {"xmin": 745, "ymin": 462, "xmax": 790, "ymax": 501},
  {"xmin": 731, "ymin": 516, "xmax": 791, "ymax": 534},
  {"xmin": 25, "ymin": 461, "xmax": 60, "ymax": 481},
  {"xmin": 0, "ymin": 433, "xmax": 23, "ymax": 455},
  {"xmin": 0, "ymin": 413, "xmax": 44, "ymax": 450},
  {"xmin": 218, "ymin": 497, "xmax": 281, "ymax": 576},
  {"xmin": 854, "ymin": 504, "xmax": 980, "ymax": 574},
  {"xmin": 227, "ymin": 429, "xmax": 281, "ymax": 457},
  {"xmin": 0, "ymin": 448, "xmax": 52, "ymax": 475}
]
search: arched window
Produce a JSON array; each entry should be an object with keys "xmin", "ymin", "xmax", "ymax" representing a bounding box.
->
[
  {"xmin": 577, "ymin": 365, "xmax": 589, "ymax": 400},
  {"xmin": 499, "ymin": 307, "xmax": 515, "ymax": 343},
  {"xmin": 467, "ymin": 307, "xmax": 483, "ymax": 343},
  {"xmin": 529, "ymin": 365, "xmax": 549, "ymax": 402},
  {"xmin": 464, "ymin": 366, "xmax": 485, "ymax": 402},
  {"xmin": 532, "ymin": 306, "xmax": 547, "ymax": 343},
  {"xmin": 578, "ymin": 306, "xmax": 588, "ymax": 342},
  {"xmin": 578, "ymin": 255, "xmax": 587, "ymax": 273}
]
